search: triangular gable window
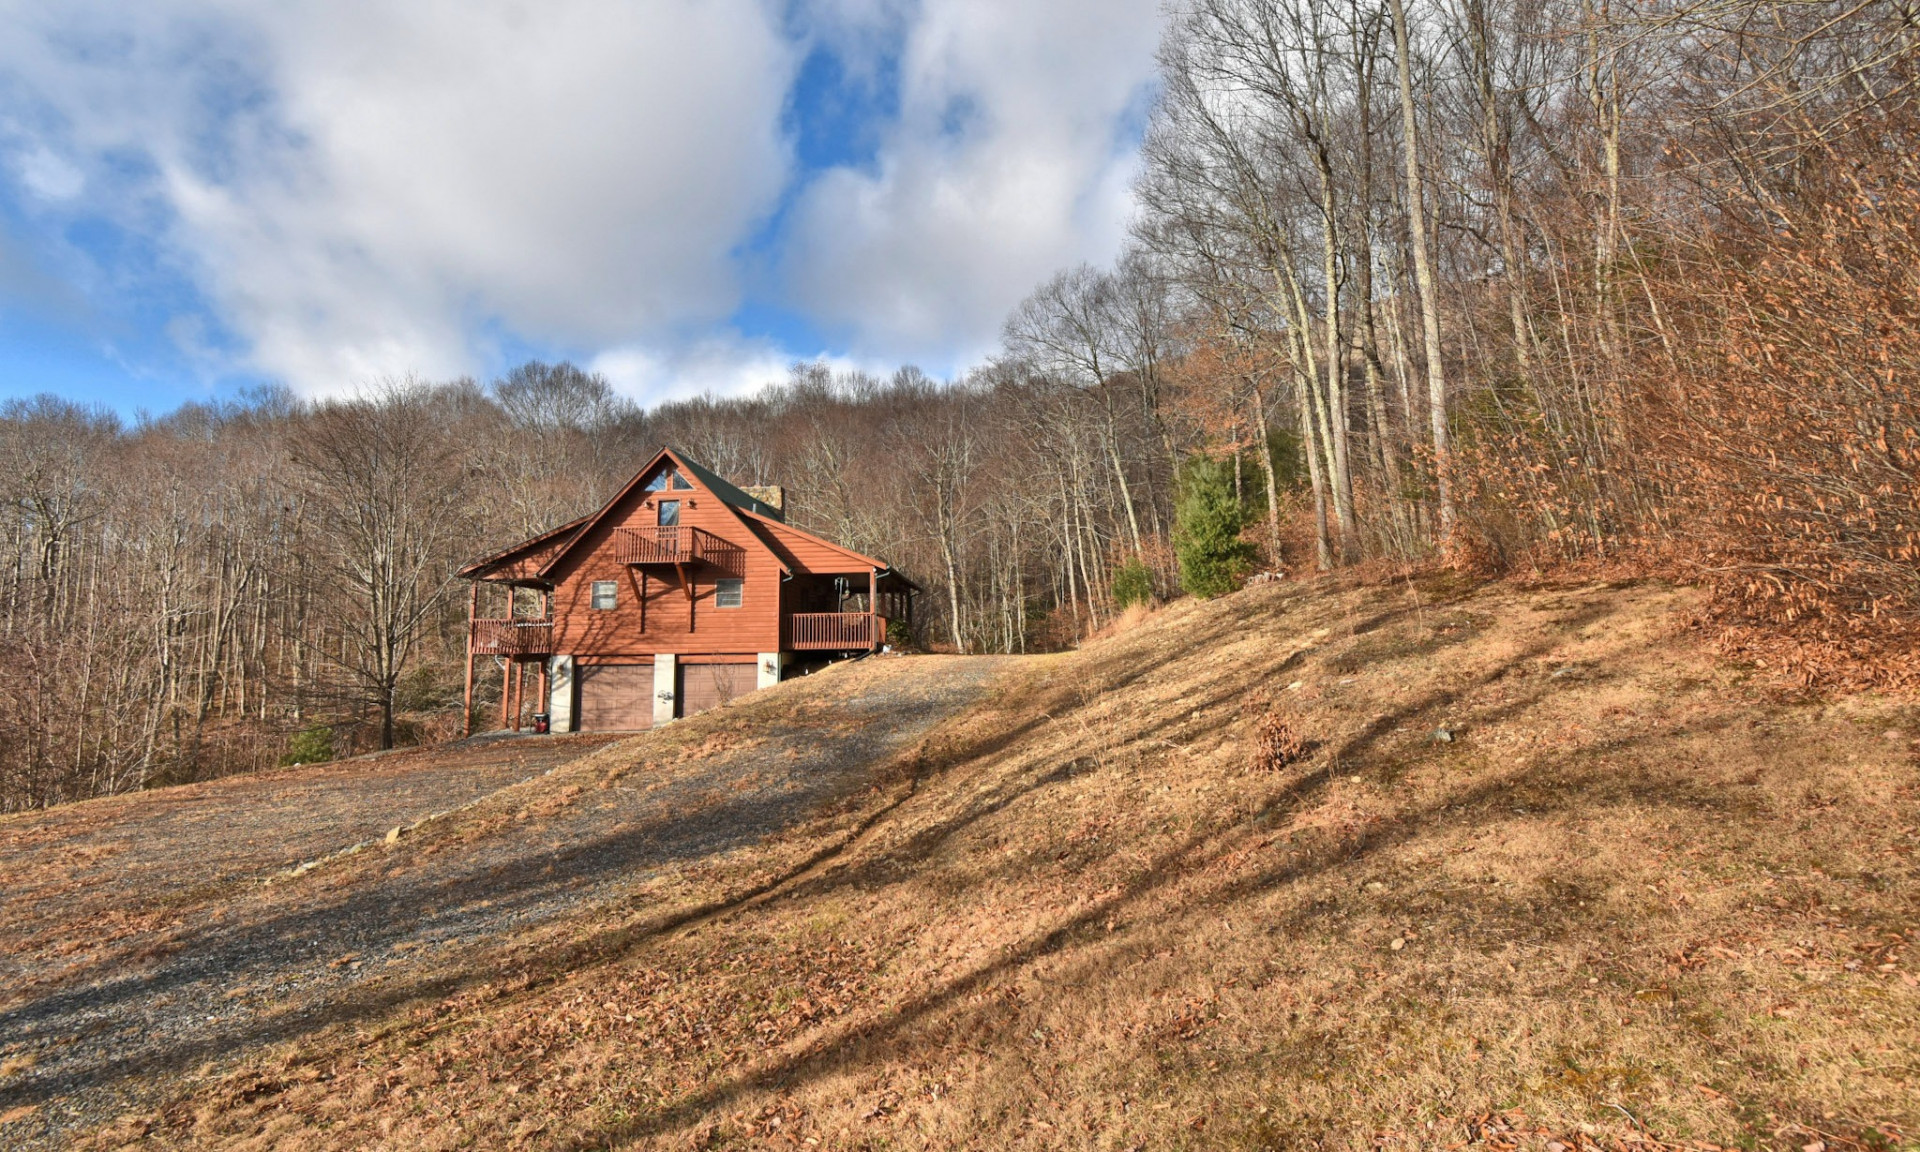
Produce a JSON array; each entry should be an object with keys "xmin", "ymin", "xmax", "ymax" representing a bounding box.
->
[{"xmin": 644, "ymin": 467, "xmax": 695, "ymax": 492}]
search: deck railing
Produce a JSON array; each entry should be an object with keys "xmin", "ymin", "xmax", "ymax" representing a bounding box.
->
[
  {"xmin": 611, "ymin": 525, "xmax": 744, "ymax": 570},
  {"xmin": 612, "ymin": 525, "xmax": 694, "ymax": 563},
  {"xmin": 791, "ymin": 612, "xmax": 883, "ymax": 650},
  {"xmin": 470, "ymin": 618, "xmax": 555, "ymax": 656}
]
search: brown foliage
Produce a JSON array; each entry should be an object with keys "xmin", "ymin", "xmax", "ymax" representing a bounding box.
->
[
  {"xmin": 1635, "ymin": 148, "xmax": 1920, "ymax": 684},
  {"xmin": 1244, "ymin": 689, "xmax": 1306, "ymax": 770}
]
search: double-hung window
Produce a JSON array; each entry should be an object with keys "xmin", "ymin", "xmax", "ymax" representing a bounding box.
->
[
  {"xmin": 591, "ymin": 580, "xmax": 617, "ymax": 610},
  {"xmin": 714, "ymin": 578, "xmax": 744, "ymax": 609}
]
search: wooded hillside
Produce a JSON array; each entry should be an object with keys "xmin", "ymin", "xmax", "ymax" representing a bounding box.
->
[{"xmin": 3, "ymin": 0, "xmax": 1914, "ymax": 811}]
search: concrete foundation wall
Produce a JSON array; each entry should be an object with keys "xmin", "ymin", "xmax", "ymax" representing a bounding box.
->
[
  {"xmin": 757, "ymin": 652, "xmax": 785, "ymax": 690},
  {"xmin": 548, "ymin": 655, "xmax": 575, "ymax": 732},
  {"xmin": 652, "ymin": 654, "xmax": 677, "ymax": 726}
]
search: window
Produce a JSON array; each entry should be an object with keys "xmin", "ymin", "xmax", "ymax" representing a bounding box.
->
[
  {"xmin": 645, "ymin": 467, "xmax": 695, "ymax": 491},
  {"xmin": 657, "ymin": 500, "xmax": 680, "ymax": 526},
  {"xmin": 591, "ymin": 581, "xmax": 617, "ymax": 610},
  {"xmin": 715, "ymin": 578, "xmax": 744, "ymax": 608}
]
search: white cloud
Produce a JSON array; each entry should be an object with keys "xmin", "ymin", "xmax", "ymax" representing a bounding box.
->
[
  {"xmin": 591, "ymin": 338, "xmax": 793, "ymax": 407},
  {"xmin": 13, "ymin": 147, "xmax": 84, "ymax": 202},
  {"xmin": 0, "ymin": 0, "xmax": 1169, "ymax": 400},
  {"xmin": 590, "ymin": 335, "xmax": 892, "ymax": 407},
  {"xmin": 779, "ymin": 0, "xmax": 1163, "ymax": 363},
  {"xmin": 0, "ymin": 0, "xmax": 798, "ymax": 393}
]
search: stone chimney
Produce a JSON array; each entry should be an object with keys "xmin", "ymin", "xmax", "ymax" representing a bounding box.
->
[{"xmin": 741, "ymin": 485, "xmax": 786, "ymax": 520}]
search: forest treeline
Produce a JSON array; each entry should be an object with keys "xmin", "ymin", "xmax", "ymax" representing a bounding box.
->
[{"xmin": 3, "ymin": 0, "xmax": 1914, "ymax": 810}]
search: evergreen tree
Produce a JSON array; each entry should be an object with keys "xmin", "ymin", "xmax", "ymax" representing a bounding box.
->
[
  {"xmin": 1174, "ymin": 455, "xmax": 1257, "ymax": 598},
  {"xmin": 1111, "ymin": 557, "xmax": 1153, "ymax": 608}
]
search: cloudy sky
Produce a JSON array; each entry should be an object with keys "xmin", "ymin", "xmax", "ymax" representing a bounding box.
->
[{"xmin": 0, "ymin": 0, "xmax": 1166, "ymax": 411}]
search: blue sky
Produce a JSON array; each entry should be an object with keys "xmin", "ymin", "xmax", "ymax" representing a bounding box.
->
[{"xmin": 0, "ymin": 0, "xmax": 1164, "ymax": 415}]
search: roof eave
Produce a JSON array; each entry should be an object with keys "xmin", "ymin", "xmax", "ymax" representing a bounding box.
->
[
  {"xmin": 458, "ymin": 515, "xmax": 591, "ymax": 581},
  {"xmin": 731, "ymin": 504, "xmax": 911, "ymax": 580}
]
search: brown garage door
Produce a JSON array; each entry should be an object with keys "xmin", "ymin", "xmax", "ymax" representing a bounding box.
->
[
  {"xmin": 576, "ymin": 663, "xmax": 654, "ymax": 730},
  {"xmin": 677, "ymin": 663, "xmax": 757, "ymax": 718}
]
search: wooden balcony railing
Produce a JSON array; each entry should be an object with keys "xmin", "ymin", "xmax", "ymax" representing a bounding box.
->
[
  {"xmin": 611, "ymin": 525, "xmax": 744, "ymax": 571},
  {"xmin": 471, "ymin": 618, "xmax": 555, "ymax": 656},
  {"xmin": 791, "ymin": 612, "xmax": 883, "ymax": 650},
  {"xmin": 612, "ymin": 525, "xmax": 694, "ymax": 563}
]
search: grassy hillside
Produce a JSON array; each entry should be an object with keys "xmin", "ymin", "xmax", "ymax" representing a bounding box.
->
[{"xmin": 70, "ymin": 576, "xmax": 1920, "ymax": 1150}]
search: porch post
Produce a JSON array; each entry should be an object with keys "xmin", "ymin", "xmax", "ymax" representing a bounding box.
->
[
  {"xmin": 538, "ymin": 588, "xmax": 552, "ymax": 722},
  {"xmin": 869, "ymin": 568, "xmax": 879, "ymax": 650},
  {"xmin": 463, "ymin": 581, "xmax": 478, "ymax": 737},
  {"xmin": 499, "ymin": 657, "xmax": 511, "ymax": 731},
  {"xmin": 514, "ymin": 662, "xmax": 526, "ymax": 732}
]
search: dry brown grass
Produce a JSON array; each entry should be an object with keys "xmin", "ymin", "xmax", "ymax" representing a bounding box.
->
[{"xmin": 90, "ymin": 576, "xmax": 1920, "ymax": 1151}]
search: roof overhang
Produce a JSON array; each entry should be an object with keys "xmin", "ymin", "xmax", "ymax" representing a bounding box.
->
[{"xmin": 458, "ymin": 515, "xmax": 590, "ymax": 583}]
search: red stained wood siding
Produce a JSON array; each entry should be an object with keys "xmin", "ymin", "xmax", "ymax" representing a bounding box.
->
[
  {"xmin": 460, "ymin": 516, "xmax": 588, "ymax": 583},
  {"xmin": 546, "ymin": 472, "xmax": 783, "ymax": 659},
  {"xmin": 463, "ymin": 450, "xmax": 908, "ymax": 671}
]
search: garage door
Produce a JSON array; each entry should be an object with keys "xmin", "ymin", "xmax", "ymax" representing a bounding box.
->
[
  {"xmin": 576, "ymin": 664, "xmax": 654, "ymax": 730},
  {"xmin": 678, "ymin": 663, "xmax": 757, "ymax": 718}
]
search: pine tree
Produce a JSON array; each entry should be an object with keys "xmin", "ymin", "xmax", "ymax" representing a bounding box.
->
[{"xmin": 1174, "ymin": 455, "xmax": 1257, "ymax": 598}]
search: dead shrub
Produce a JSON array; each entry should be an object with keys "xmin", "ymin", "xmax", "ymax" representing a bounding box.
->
[{"xmin": 1246, "ymin": 690, "xmax": 1305, "ymax": 771}]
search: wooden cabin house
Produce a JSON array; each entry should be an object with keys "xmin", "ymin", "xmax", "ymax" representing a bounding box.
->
[{"xmin": 459, "ymin": 447, "xmax": 916, "ymax": 732}]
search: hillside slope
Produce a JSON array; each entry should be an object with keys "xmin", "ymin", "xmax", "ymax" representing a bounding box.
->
[
  {"xmin": 0, "ymin": 657, "xmax": 1011, "ymax": 1150},
  {"xmin": 9, "ymin": 576, "xmax": 1919, "ymax": 1150}
]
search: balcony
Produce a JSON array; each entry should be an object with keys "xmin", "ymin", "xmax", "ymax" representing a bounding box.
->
[
  {"xmin": 791, "ymin": 611, "xmax": 883, "ymax": 650},
  {"xmin": 611, "ymin": 525, "xmax": 744, "ymax": 571},
  {"xmin": 471, "ymin": 618, "xmax": 555, "ymax": 657}
]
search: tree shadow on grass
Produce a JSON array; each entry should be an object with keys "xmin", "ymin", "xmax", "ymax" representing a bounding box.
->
[
  {"xmin": 560, "ymin": 615, "xmax": 1663, "ymax": 1147},
  {"xmin": 0, "ymin": 664, "xmax": 1019, "ymax": 1148},
  {"xmin": 22, "ymin": 592, "xmax": 1659, "ymax": 1148},
  {"xmin": 568, "ymin": 594, "xmax": 1751, "ymax": 1147}
]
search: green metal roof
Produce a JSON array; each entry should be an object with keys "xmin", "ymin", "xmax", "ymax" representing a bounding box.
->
[{"xmin": 671, "ymin": 449, "xmax": 785, "ymax": 522}]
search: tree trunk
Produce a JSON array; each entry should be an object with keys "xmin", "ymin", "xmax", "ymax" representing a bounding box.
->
[
  {"xmin": 1317, "ymin": 150, "xmax": 1358, "ymax": 560},
  {"xmin": 1391, "ymin": 0, "xmax": 1456, "ymax": 548},
  {"xmin": 1251, "ymin": 380, "xmax": 1286, "ymax": 570}
]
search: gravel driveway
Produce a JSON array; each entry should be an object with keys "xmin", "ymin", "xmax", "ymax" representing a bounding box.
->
[{"xmin": 0, "ymin": 654, "xmax": 1012, "ymax": 1149}]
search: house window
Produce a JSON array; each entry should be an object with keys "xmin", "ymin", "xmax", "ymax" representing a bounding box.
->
[
  {"xmin": 715, "ymin": 578, "xmax": 744, "ymax": 608},
  {"xmin": 591, "ymin": 580, "xmax": 617, "ymax": 610},
  {"xmin": 657, "ymin": 500, "xmax": 680, "ymax": 527},
  {"xmin": 645, "ymin": 467, "xmax": 695, "ymax": 492}
]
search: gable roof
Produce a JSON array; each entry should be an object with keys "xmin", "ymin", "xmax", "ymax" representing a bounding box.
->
[
  {"xmin": 533, "ymin": 446, "xmax": 779, "ymax": 580},
  {"xmin": 462, "ymin": 446, "xmax": 914, "ymax": 589}
]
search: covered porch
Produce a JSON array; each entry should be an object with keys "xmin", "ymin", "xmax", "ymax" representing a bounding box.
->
[
  {"xmin": 464, "ymin": 578, "xmax": 555, "ymax": 736},
  {"xmin": 785, "ymin": 568, "xmax": 915, "ymax": 651}
]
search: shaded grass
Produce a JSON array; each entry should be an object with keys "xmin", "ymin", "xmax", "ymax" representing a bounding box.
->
[{"xmin": 57, "ymin": 578, "xmax": 1920, "ymax": 1150}]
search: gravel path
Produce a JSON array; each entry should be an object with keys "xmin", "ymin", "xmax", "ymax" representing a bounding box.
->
[{"xmin": 0, "ymin": 655, "xmax": 1011, "ymax": 1149}]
